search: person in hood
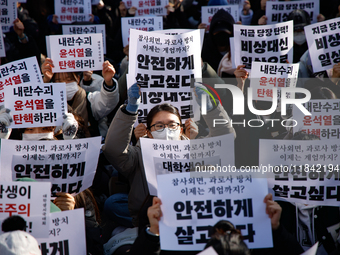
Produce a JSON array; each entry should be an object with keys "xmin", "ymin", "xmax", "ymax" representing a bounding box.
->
[
  {"xmin": 287, "ymin": 9, "xmax": 310, "ymax": 63},
  {"xmin": 102, "ymin": 82, "xmax": 234, "ymax": 227},
  {"xmin": 201, "ymin": 9, "xmax": 235, "ymax": 72},
  {"xmin": 41, "ymin": 58, "xmax": 119, "ymax": 137}
]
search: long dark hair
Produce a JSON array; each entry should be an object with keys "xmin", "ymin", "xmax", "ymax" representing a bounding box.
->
[{"xmin": 146, "ymin": 103, "xmax": 182, "ymax": 129}]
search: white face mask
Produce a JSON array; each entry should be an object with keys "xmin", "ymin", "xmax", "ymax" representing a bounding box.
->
[
  {"xmin": 66, "ymin": 82, "xmax": 79, "ymax": 101},
  {"xmin": 22, "ymin": 132, "xmax": 54, "ymax": 141},
  {"xmin": 151, "ymin": 128, "xmax": 181, "ymax": 140},
  {"xmin": 294, "ymin": 31, "xmax": 306, "ymax": 45}
]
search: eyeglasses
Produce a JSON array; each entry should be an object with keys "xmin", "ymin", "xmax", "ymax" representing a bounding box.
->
[{"xmin": 149, "ymin": 122, "xmax": 180, "ymax": 132}]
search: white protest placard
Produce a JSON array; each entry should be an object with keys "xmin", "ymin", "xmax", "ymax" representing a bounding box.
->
[
  {"xmin": 301, "ymin": 242, "xmax": 318, "ymax": 255},
  {"xmin": 259, "ymin": 139, "xmax": 340, "ymax": 206},
  {"xmin": 4, "ymin": 82, "xmax": 67, "ymax": 129},
  {"xmin": 129, "ymin": 29, "xmax": 202, "ymax": 78},
  {"xmin": 0, "ymin": 181, "xmax": 50, "ymax": 221},
  {"xmin": 0, "ymin": 0, "xmax": 17, "ymax": 33},
  {"xmin": 0, "ymin": 137, "xmax": 102, "ymax": 197},
  {"xmin": 250, "ymin": 62, "xmax": 299, "ymax": 101},
  {"xmin": 304, "ymin": 18, "xmax": 340, "ymax": 73},
  {"xmin": 54, "ymin": 0, "xmax": 92, "ymax": 24},
  {"xmin": 234, "ymin": 21, "xmax": 293, "ymax": 70},
  {"xmin": 128, "ymin": 85, "xmax": 193, "ymax": 123},
  {"xmin": 201, "ymin": 5, "xmax": 239, "ymax": 33},
  {"xmin": 0, "ymin": 25, "xmax": 5, "ymax": 58},
  {"xmin": 62, "ymin": 24, "xmax": 107, "ymax": 54},
  {"xmin": 0, "ymin": 214, "xmax": 50, "ymax": 238},
  {"xmin": 0, "ymin": 57, "xmax": 43, "ymax": 106},
  {"xmin": 121, "ymin": 16, "xmax": 163, "ymax": 47},
  {"xmin": 123, "ymin": 0, "xmax": 168, "ymax": 16},
  {"xmin": 293, "ymin": 100, "xmax": 340, "ymax": 140},
  {"xmin": 158, "ymin": 172, "xmax": 272, "ymax": 250},
  {"xmin": 47, "ymin": 33, "xmax": 104, "ymax": 73},
  {"xmin": 141, "ymin": 134, "xmax": 235, "ymax": 196},
  {"xmin": 128, "ymin": 29, "xmax": 202, "ymax": 124},
  {"xmin": 37, "ymin": 208, "xmax": 86, "ymax": 255},
  {"xmin": 91, "ymin": 0, "xmax": 100, "ymax": 4},
  {"xmin": 266, "ymin": 1, "xmax": 319, "ymax": 24}
]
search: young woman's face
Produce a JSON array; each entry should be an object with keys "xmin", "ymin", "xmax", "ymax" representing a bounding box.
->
[{"xmin": 147, "ymin": 111, "xmax": 183, "ymax": 139}]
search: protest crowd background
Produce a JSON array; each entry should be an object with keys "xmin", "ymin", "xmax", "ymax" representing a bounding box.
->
[{"xmin": 0, "ymin": 0, "xmax": 340, "ymax": 255}]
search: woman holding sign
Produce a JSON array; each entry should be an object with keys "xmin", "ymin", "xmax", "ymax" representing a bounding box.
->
[
  {"xmin": 102, "ymin": 83, "xmax": 235, "ymax": 227},
  {"xmin": 41, "ymin": 58, "xmax": 119, "ymax": 137}
]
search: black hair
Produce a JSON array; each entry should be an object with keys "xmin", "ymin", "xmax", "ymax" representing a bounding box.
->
[
  {"xmin": 146, "ymin": 103, "xmax": 182, "ymax": 130},
  {"xmin": 2, "ymin": 215, "xmax": 27, "ymax": 232},
  {"xmin": 212, "ymin": 220, "xmax": 236, "ymax": 234}
]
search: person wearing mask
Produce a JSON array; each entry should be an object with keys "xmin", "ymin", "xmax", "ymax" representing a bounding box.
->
[
  {"xmin": 201, "ymin": 9, "xmax": 235, "ymax": 72},
  {"xmin": 102, "ymin": 83, "xmax": 235, "ymax": 227}
]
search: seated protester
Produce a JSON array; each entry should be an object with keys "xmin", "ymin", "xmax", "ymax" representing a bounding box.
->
[
  {"xmin": 310, "ymin": 87, "xmax": 337, "ymax": 100},
  {"xmin": 102, "ymin": 83, "xmax": 235, "ymax": 227},
  {"xmin": 41, "ymin": 58, "xmax": 119, "ymax": 137},
  {"xmin": 127, "ymin": 194, "xmax": 303, "ymax": 255},
  {"xmin": 3, "ymin": 18, "xmax": 41, "ymax": 65},
  {"xmin": 277, "ymin": 131, "xmax": 340, "ymax": 255}
]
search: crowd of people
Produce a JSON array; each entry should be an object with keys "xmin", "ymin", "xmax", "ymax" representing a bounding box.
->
[{"xmin": 1, "ymin": 0, "xmax": 340, "ymax": 254}]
